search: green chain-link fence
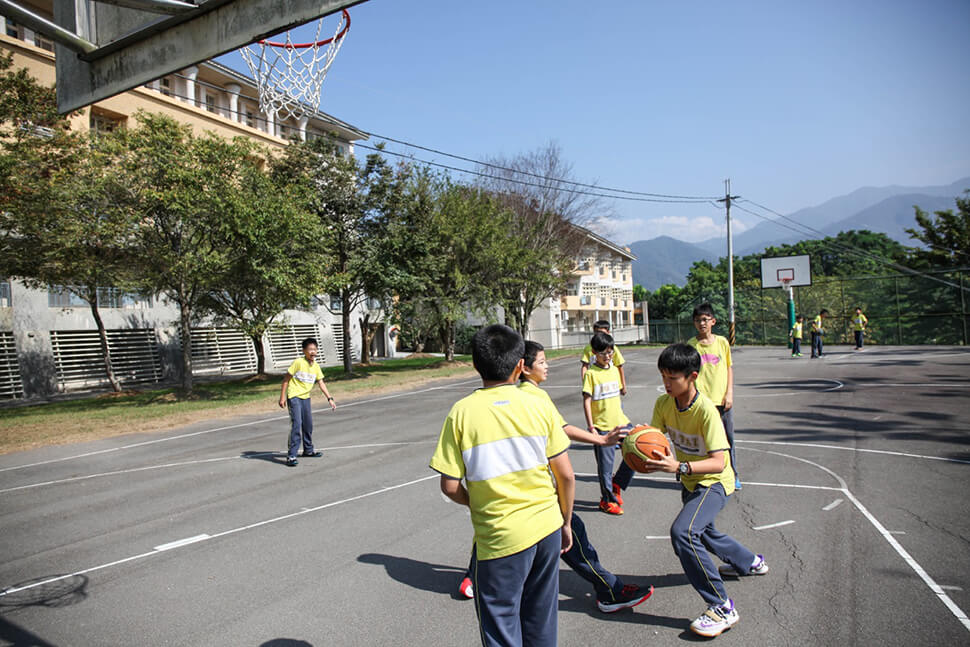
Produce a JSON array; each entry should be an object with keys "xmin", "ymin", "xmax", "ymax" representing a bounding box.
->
[{"xmin": 648, "ymin": 268, "xmax": 970, "ymax": 346}]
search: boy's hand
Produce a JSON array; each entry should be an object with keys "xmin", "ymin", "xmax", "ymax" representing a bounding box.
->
[
  {"xmin": 601, "ymin": 427, "xmax": 625, "ymax": 446},
  {"xmin": 722, "ymin": 394, "xmax": 733, "ymax": 410},
  {"xmin": 328, "ymin": 398, "xmax": 337, "ymax": 411},
  {"xmin": 644, "ymin": 451, "xmax": 679, "ymax": 474},
  {"xmin": 620, "ymin": 386, "xmax": 627, "ymax": 396},
  {"xmin": 278, "ymin": 397, "xmax": 286, "ymax": 409},
  {"xmin": 560, "ymin": 523, "xmax": 573, "ymax": 554}
]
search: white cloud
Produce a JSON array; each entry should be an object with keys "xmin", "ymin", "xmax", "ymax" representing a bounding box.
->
[{"xmin": 591, "ymin": 213, "xmax": 750, "ymax": 245}]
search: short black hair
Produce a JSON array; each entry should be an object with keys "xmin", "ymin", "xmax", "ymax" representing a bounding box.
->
[
  {"xmin": 590, "ymin": 331, "xmax": 614, "ymax": 353},
  {"xmin": 658, "ymin": 343, "xmax": 701, "ymax": 377},
  {"xmin": 796, "ymin": 314, "xmax": 804, "ymax": 321},
  {"xmin": 820, "ymin": 308, "xmax": 829, "ymax": 315},
  {"xmin": 692, "ymin": 303, "xmax": 716, "ymax": 320},
  {"xmin": 593, "ymin": 320, "xmax": 611, "ymax": 330},
  {"xmin": 523, "ymin": 340, "xmax": 544, "ymax": 369},
  {"xmin": 472, "ymin": 324, "xmax": 525, "ymax": 381},
  {"xmin": 301, "ymin": 337, "xmax": 318, "ymax": 350}
]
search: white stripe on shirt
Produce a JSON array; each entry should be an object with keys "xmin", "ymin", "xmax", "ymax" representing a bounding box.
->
[{"xmin": 462, "ymin": 436, "xmax": 548, "ymax": 482}]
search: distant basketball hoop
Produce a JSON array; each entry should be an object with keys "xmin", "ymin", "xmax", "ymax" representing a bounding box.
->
[{"xmin": 240, "ymin": 9, "xmax": 351, "ymax": 123}]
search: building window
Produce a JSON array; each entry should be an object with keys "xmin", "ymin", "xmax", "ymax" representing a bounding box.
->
[
  {"xmin": 49, "ymin": 286, "xmax": 86, "ymax": 308},
  {"xmin": 90, "ymin": 111, "xmax": 123, "ymax": 134},
  {"xmin": 205, "ymin": 93, "xmax": 218, "ymax": 114},
  {"xmin": 160, "ymin": 77, "xmax": 173, "ymax": 97},
  {"xmin": 330, "ymin": 296, "xmax": 343, "ymax": 312},
  {"xmin": 0, "ymin": 279, "xmax": 10, "ymax": 307},
  {"xmin": 599, "ymin": 297, "xmax": 606, "ymax": 306},
  {"xmin": 49, "ymin": 285, "xmax": 147, "ymax": 308},
  {"xmin": 244, "ymin": 109, "xmax": 257, "ymax": 128}
]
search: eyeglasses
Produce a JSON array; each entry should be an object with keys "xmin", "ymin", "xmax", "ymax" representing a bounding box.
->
[
  {"xmin": 595, "ymin": 349, "xmax": 614, "ymax": 357},
  {"xmin": 693, "ymin": 317, "xmax": 714, "ymax": 325}
]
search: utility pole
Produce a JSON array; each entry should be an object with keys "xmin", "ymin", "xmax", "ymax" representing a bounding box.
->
[{"xmin": 718, "ymin": 180, "xmax": 740, "ymax": 345}]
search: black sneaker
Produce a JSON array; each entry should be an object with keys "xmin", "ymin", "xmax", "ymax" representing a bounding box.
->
[
  {"xmin": 285, "ymin": 457, "xmax": 298, "ymax": 467},
  {"xmin": 302, "ymin": 450, "xmax": 323, "ymax": 458},
  {"xmin": 597, "ymin": 584, "xmax": 653, "ymax": 613}
]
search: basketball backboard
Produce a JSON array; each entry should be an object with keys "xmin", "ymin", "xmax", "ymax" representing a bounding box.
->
[
  {"xmin": 36, "ymin": 0, "xmax": 365, "ymax": 113},
  {"xmin": 760, "ymin": 254, "xmax": 811, "ymax": 288}
]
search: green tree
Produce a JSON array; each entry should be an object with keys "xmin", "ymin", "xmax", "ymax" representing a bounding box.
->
[
  {"xmin": 632, "ymin": 284, "xmax": 648, "ymax": 302},
  {"xmin": 200, "ymin": 150, "xmax": 327, "ymax": 375},
  {"xmin": 906, "ymin": 191, "xmax": 970, "ymax": 269},
  {"xmin": 119, "ymin": 113, "xmax": 247, "ymax": 393}
]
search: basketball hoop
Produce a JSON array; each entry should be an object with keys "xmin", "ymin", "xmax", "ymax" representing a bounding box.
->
[
  {"xmin": 780, "ymin": 278, "xmax": 794, "ymax": 300},
  {"xmin": 240, "ymin": 9, "xmax": 350, "ymax": 124}
]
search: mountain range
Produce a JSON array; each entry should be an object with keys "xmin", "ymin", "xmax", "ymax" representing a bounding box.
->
[{"xmin": 630, "ymin": 177, "xmax": 969, "ymax": 290}]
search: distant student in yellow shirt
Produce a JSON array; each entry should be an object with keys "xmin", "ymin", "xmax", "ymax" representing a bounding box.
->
[
  {"xmin": 810, "ymin": 309, "xmax": 829, "ymax": 358},
  {"xmin": 687, "ymin": 304, "xmax": 739, "ymax": 489},
  {"xmin": 583, "ymin": 331, "xmax": 635, "ymax": 515},
  {"xmin": 581, "ymin": 320, "xmax": 627, "ymax": 395},
  {"xmin": 852, "ymin": 307, "xmax": 868, "ymax": 350},
  {"xmin": 790, "ymin": 315, "xmax": 804, "ymax": 358}
]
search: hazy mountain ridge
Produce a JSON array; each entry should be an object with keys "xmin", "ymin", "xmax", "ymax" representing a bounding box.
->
[{"xmin": 629, "ymin": 177, "xmax": 970, "ymax": 289}]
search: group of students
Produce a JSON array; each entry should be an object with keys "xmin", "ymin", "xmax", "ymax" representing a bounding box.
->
[
  {"xmin": 430, "ymin": 305, "xmax": 766, "ymax": 646},
  {"xmin": 790, "ymin": 306, "xmax": 868, "ymax": 358}
]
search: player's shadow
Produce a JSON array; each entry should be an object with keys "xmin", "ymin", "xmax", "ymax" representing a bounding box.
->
[
  {"xmin": 241, "ymin": 450, "xmax": 288, "ymax": 466},
  {"xmin": 0, "ymin": 574, "xmax": 88, "ymax": 611},
  {"xmin": 259, "ymin": 640, "xmax": 313, "ymax": 647},
  {"xmin": 0, "ymin": 616, "xmax": 59, "ymax": 647},
  {"xmin": 357, "ymin": 553, "xmax": 468, "ymax": 599}
]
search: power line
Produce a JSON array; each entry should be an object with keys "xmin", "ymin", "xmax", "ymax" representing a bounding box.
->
[
  {"xmin": 353, "ymin": 142, "xmax": 714, "ymax": 204},
  {"xmin": 732, "ymin": 200, "xmax": 967, "ymax": 292}
]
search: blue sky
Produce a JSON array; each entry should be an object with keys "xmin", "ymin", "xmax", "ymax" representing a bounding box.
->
[{"xmin": 219, "ymin": 0, "xmax": 970, "ymax": 246}]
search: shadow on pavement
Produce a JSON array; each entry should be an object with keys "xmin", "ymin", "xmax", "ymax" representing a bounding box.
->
[
  {"xmin": 0, "ymin": 616, "xmax": 59, "ymax": 647},
  {"xmin": 0, "ymin": 574, "xmax": 88, "ymax": 611},
  {"xmin": 259, "ymin": 640, "xmax": 313, "ymax": 647},
  {"xmin": 241, "ymin": 450, "xmax": 288, "ymax": 466},
  {"xmin": 357, "ymin": 553, "xmax": 467, "ymax": 598}
]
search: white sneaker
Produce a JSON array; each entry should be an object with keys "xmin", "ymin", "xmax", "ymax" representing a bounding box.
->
[
  {"xmin": 718, "ymin": 554, "xmax": 769, "ymax": 577},
  {"xmin": 690, "ymin": 600, "xmax": 739, "ymax": 637}
]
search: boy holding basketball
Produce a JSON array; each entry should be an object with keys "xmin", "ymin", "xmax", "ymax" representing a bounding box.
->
[
  {"xmin": 811, "ymin": 308, "xmax": 829, "ymax": 358},
  {"xmin": 458, "ymin": 340, "xmax": 653, "ymax": 613},
  {"xmin": 687, "ymin": 303, "xmax": 739, "ymax": 488},
  {"xmin": 431, "ymin": 325, "xmax": 575, "ymax": 647},
  {"xmin": 790, "ymin": 314, "xmax": 804, "ymax": 357},
  {"xmin": 581, "ymin": 320, "xmax": 627, "ymax": 395},
  {"xmin": 583, "ymin": 331, "xmax": 635, "ymax": 515},
  {"xmin": 644, "ymin": 343, "xmax": 767, "ymax": 638},
  {"xmin": 278, "ymin": 337, "xmax": 336, "ymax": 467}
]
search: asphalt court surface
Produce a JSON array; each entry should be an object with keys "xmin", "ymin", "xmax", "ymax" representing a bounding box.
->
[{"xmin": 1, "ymin": 345, "xmax": 969, "ymax": 646}]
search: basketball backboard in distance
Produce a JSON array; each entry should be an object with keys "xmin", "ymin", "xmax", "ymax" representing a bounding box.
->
[
  {"xmin": 52, "ymin": 0, "xmax": 365, "ymax": 113},
  {"xmin": 760, "ymin": 254, "xmax": 811, "ymax": 288}
]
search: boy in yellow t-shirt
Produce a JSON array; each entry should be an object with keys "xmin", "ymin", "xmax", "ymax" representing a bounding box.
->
[
  {"xmin": 852, "ymin": 307, "xmax": 868, "ymax": 350},
  {"xmin": 644, "ymin": 343, "xmax": 767, "ymax": 639},
  {"xmin": 431, "ymin": 325, "xmax": 574, "ymax": 647},
  {"xmin": 581, "ymin": 320, "xmax": 626, "ymax": 395},
  {"xmin": 687, "ymin": 303, "xmax": 739, "ymax": 488},
  {"xmin": 810, "ymin": 309, "xmax": 829, "ymax": 358},
  {"xmin": 790, "ymin": 314, "xmax": 804, "ymax": 358},
  {"xmin": 278, "ymin": 337, "xmax": 336, "ymax": 467},
  {"xmin": 583, "ymin": 331, "xmax": 635, "ymax": 515}
]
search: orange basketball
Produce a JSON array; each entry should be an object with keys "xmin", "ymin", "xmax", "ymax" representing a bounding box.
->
[{"xmin": 622, "ymin": 425, "xmax": 670, "ymax": 473}]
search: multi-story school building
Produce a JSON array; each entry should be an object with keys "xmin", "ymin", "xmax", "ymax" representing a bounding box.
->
[
  {"xmin": 0, "ymin": 8, "xmax": 393, "ymax": 400},
  {"xmin": 527, "ymin": 225, "xmax": 638, "ymax": 349}
]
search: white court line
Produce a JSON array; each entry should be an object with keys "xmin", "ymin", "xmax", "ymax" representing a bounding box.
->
[
  {"xmin": 750, "ymin": 379, "xmax": 844, "ymax": 392},
  {"xmin": 747, "ymin": 447, "xmax": 970, "ymax": 633},
  {"xmin": 822, "ymin": 499, "xmax": 843, "ymax": 511},
  {"xmin": 645, "ymin": 535, "xmax": 668, "ymax": 540},
  {"xmin": 0, "ymin": 442, "xmax": 427, "ymax": 494},
  {"xmin": 739, "ymin": 439, "xmax": 970, "ymax": 466},
  {"xmin": 0, "ymin": 378, "xmax": 481, "ymax": 475},
  {"xmin": 154, "ymin": 534, "xmax": 210, "ymax": 551},
  {"xmin": 0, "ymin": 473, "xmax": 438, "ymax": 598},
  {"xmin": 752, "ymin": 520, "xmax": 795, "ymax": 531}
]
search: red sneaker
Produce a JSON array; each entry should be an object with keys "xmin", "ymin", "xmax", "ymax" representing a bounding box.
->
[
  {"xmin": 599, "ymin": 500, "xmax": 623, "ymax": 515},
  {"xmin": 612, "ymin": 483, "xmax": 624, "ymax": 506},
  {"xmin": 458, "ymin": 576, "xmax": 474, "ymax": 599}
]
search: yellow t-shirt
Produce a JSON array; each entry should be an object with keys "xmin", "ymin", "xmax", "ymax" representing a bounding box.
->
[
  {"xmin": 791, "ymin": 322, "xmax": 803, "ymax": 339},
  {"xmin": 429, "ymin": 383, "xmax": 570, "ymax": 561},
  {"xmin": 687, "ymin": 335, "xmax": 732, "ymax": 404},
  {"xmin": 852, "ymin": 313, "xmax": 868, "ymax": 331},
  {"xmin": 518, "ymin": 381, "xmax": 567, "ymax": 429},
  {"xmin": 582, "ymin": 363, "xmax": 630, "ymax": 430},
  {"xmin": 812, "ymin": 315, "xmax": 824, "ymax": 334},
  {"xmin": 651, "ymin": 392, "xmax": 735, "ymax": 495},
  {"xmin": 581, "ymin": 344, "xmax": 625, "ymax": 367},
  {"xmin": 286, "ymin": 357, "xmax": 324, "ymax": 399}
]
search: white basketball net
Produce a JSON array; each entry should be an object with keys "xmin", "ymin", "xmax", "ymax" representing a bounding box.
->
[{"xmin": 240, "ymin": 13, "xmax": 349, "ymax": 123}]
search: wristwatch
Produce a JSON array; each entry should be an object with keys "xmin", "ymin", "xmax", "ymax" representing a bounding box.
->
[{"xmin": 678, "ymin": 462, "xmax": 691, "ymax": 476}]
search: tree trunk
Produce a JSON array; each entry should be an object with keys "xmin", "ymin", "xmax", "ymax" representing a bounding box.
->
[
  {"xmin": 359, "ymin": 312, "xmax": 371, "ymax": 365},
  {"xmin": 180, "ymin": 303, "xmax": 194, "ymax": 392},
  {"xmin": 89, "ymin": 299, "xmax": 122, "ymax": 393},
  {"xmin": 250, "ymin": 333, "xmax": 266, "ymax": 375},
  {"xmin": 341, "ymin": 289, "xmax": 353, "ymax": 374},
  {"xmin": 442, "ymin": 322, "xmax": 455, "ymax": 362}
]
